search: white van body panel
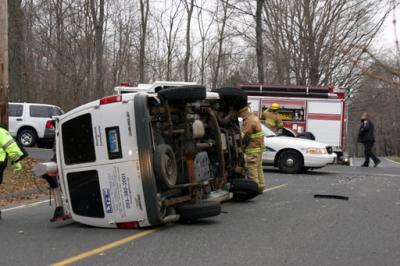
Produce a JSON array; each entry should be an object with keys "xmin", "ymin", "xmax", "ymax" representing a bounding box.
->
[{"xmin": 56, "ymin": 93, "xmax": 151, "ymax": 228}]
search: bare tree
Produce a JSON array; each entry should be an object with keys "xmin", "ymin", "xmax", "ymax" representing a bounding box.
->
[
  {"xmin": 196, "ymin": 0, "xmax": 216, "ymax": 85},
  {"xmin": 7, "ymin": 0, "xmax": 24, "ymax": 102},
  {"xmin": 156, "ymin": 2, "xmax": 184, "ymax": 81},
  {"xmin": 263, "ymin": 0, "xmax": 385, "ymax": 86},
  {"xmin": 139, "ymin": 0, "xmax": 149, "ymax": 83},
  {"xmin": 90, "ymin": 0, "xmax": 105, "ymax": 97},
  {"xmin": 212, "ymin": 0, "xmax": 231, "ymax": 90},
  {"xmin": 255, "ymin": 0, "xmax": 264, "ymax": 83},
  {"xmin": 182, "ymin": 0, "xmax": 195, "ymax": 81}
]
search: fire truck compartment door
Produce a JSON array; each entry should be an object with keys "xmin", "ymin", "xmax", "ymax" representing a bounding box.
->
[
  {"xmin": 306, "ymin": 101, "xmax": 342, "ymax": 148},
  {"xmin": 248, "ymin": 98, "xmax": 261, "ymax": 116}
]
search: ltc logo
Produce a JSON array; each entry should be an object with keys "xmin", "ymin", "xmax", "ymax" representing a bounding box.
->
[{"xmin": 102, "ymin": 188, "xmax": 113, "ymax": 213}]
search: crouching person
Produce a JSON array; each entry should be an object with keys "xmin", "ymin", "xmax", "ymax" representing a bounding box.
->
[
  {"xmin": 37, "ymin": 151, "xmax": 69, "ymax": 222},
  {"xmin": 0, "ymin": 127, "xmax": 27, "ymax": 219}
]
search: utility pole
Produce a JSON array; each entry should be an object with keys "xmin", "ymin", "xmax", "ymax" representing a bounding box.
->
[{"xmin": 0, "ymin": 0, "xmax": 8, "ymax": 128}]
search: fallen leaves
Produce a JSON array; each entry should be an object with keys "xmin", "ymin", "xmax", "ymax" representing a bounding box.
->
[{"xmin": 0, "ymin": 157, "xmax": 49, "ymax": 207}]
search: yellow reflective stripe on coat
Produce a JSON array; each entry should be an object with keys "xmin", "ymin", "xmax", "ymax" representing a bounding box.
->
[
  {"xmin": 245, "ymin": 147, "xmax": 265, "ymax": 154},
  {"xmin": 2, "ymin": 139, "xmax": 15, "ymax": 150},
  {"xmin": 250, "ymin": 131, "xmax": 264, "ymax": 139}
]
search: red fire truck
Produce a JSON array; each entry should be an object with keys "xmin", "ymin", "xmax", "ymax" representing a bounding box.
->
[{"xmin": 239, "ymin": 84, "xmax": 347, "ymax": 159}]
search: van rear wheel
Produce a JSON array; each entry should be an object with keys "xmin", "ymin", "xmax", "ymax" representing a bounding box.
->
[{"xmin": 154, "ymin": 144, "xmax": 178, "ymax": 190}]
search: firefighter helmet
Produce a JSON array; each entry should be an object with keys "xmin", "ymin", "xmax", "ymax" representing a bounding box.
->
[{"xmin": 270, "ymin": 102, "xmax": 280, "ymax": 110}]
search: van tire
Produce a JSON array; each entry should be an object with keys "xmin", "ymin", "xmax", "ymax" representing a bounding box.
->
[
  {"xmin": 153, "ymin": 144, "xmax": 178, "ymax": 190},
  {"xmin": 229, "ymin": 178, "xmax": 259, "ymax": 201},
  {"xmin": 215, "ymin": 87, "xmax": 248, "ymax": 111},
  {"xmin": 157, "ymin": 86, "xmax": 206, "ymax": 104},
  {"xmin": 17, "ymin": 128, "xmax": 37, "ymax": 147},
  {"xmin": 177, "ymin": 202, "xmax": 221, "ymax": 222}
]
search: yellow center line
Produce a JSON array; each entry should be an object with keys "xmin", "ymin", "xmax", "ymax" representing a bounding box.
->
[
  {"xmin": 51, "ymin": 183, "xmax": 287, "ymax": 265},
  {"xmin": 51, "ymin": 229, "xmax": 158, "ymax": 266},
  {"xmin": 263, "ymin": 183, "xmax": 288, "ymax": 192}
]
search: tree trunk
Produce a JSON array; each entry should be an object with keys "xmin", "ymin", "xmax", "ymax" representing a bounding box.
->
[
  {"xmin": 255, "ymin": 0, "xmax": 265, "ymax": 84},
  {"xmin": 90, "ymin": 0, "xmax": 105, "ymax": 98},
  {"xmin": 7, "ymin": 0, "xmax": 24, "ymax": 102},
  {"xmin": 0, "ymin": 0, "xmax": 8, "ymax": 127},
  {"xmin": 139, "ymin": 0, "xmax": 149, "ymax": 83},
  {"xmin": 183, "ymin": 0, "xmax": 195, "ymax": 82}
]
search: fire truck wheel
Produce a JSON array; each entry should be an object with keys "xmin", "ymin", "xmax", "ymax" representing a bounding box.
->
[
  {"xmin": 177, "ymin": 202, "xmax": 221, "ymax": 222},
  {"xmin": 229, "ymin": 178, "xmax": 259, "ymax": 201},
  {"xmin": 157, "ymin": 85, "xmax": 206, "ymax": 104},
  {"xmin": 215, "ymin": 87, "xmax": 248, "ymax": 111},
  {"xmin": 153, "ymin": 144, "xmax": 178, "ymax": 190},
  {"xmin": 278, "ymin": 150, "xmax": 303, "ymax": 174}
]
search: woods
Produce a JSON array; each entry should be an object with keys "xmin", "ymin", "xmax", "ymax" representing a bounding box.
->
[{"xmin": 5, "ymin": 0, "xmax": 400, "ymax": 156}]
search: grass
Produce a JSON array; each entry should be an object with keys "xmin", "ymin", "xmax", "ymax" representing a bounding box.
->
[{"xmin": 0, "ymin": 158, "xmax": 48, "ymax": 207}]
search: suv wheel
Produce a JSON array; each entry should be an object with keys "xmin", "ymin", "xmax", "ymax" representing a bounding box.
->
[{"xmin": 18, "ymin": 129, "xmax": 37, "ymax": 147}]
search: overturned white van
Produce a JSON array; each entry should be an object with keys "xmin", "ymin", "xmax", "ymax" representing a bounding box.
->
[{"xmin": 39, "ymin": 86, "xmax": 259, "ymax": 228}]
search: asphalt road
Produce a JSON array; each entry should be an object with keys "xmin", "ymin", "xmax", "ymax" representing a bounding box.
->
[{"xmin": 1, "ymin": 161, "xmax": 400, "ymax": 266}]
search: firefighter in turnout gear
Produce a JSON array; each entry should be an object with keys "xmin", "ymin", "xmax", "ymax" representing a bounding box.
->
[
  {"xmin": 0, "ymin": 127, "xmax": 27, "ymax": 219},
  {"xmin": 262, "ymin": 102, "xmax": 283, "ymax": 133},
  {"xmin": 238, "ymin": 105, "xmax": 265, "ymax": 192}
]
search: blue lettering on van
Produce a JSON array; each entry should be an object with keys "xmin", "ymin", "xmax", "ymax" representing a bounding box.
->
[
  {"xmin": 102, "ymin": 188, "xmax": 113, "ymax": 213},
  {"xmin": 121, "ymin": 174, "xmax": 131, "ymax": 209}
]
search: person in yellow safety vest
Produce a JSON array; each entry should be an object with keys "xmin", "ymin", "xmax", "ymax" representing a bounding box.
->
[
  {"xmin": 262, "ymin": 102, "xmax": 283, "ymax": 133},
  {"xmin": 238, "ymin": 105, "xmax": 266, "ymax": 192},
  {"xmin": 0, "ymin": 127, "xmax": 26, "ymax": 219}
]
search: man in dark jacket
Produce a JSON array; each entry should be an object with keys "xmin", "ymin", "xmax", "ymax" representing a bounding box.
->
[{"xmin": 358, "ymin": 112, "xmax": 380, "ymax": 167}]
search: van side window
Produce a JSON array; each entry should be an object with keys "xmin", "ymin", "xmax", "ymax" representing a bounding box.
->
[
  {"xmin": 62, "ymin": 113, "xmax": 96, "ymax": 164},
  {"xmin": 9, "ymin": 104, "xmax": 23, "ymax": 117},
  {"xmin": 30, "ymin": 105, "xmax": 52, "ymax": 118}
]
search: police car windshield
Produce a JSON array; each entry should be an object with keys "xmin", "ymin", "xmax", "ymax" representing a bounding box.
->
[{"xmin": 261, "ymin": 124, "xmax": 277, "ymax": 137}]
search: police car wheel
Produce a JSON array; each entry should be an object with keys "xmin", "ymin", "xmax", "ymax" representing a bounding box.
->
[
  {"xmin": 154, "ymin": 144, "xmax": 178, "ymax": 190},
  {"xmin": 17, "ymin": 128, "xmax": 37, "ymax": 147},
  {"xmin": 278, "ymin": 150, "xmax": 303, "ymax": 174}
]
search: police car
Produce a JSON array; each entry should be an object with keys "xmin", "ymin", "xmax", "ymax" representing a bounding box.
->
[
  {"xmin": 38, "ymin": 86, "xmax": 259, "ymax": 228},
  {"xmin": 261, "ymin": 124, "xmax": 337, "ymax": 173}
]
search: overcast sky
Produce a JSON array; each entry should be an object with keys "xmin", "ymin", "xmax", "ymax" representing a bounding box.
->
[{"xmin": 374, "ymin": 7, "xmax": 399, "ymax": 50}]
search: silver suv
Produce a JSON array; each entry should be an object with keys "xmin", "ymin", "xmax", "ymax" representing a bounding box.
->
[{"xmin": 8, "ymin": 102, "xmax": 64, "ymax": 147}]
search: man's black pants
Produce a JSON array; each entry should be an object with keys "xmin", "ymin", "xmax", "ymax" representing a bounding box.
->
[{"xmin": 363, "ymin": 141, "xmax": 380, "ymax": 166}]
